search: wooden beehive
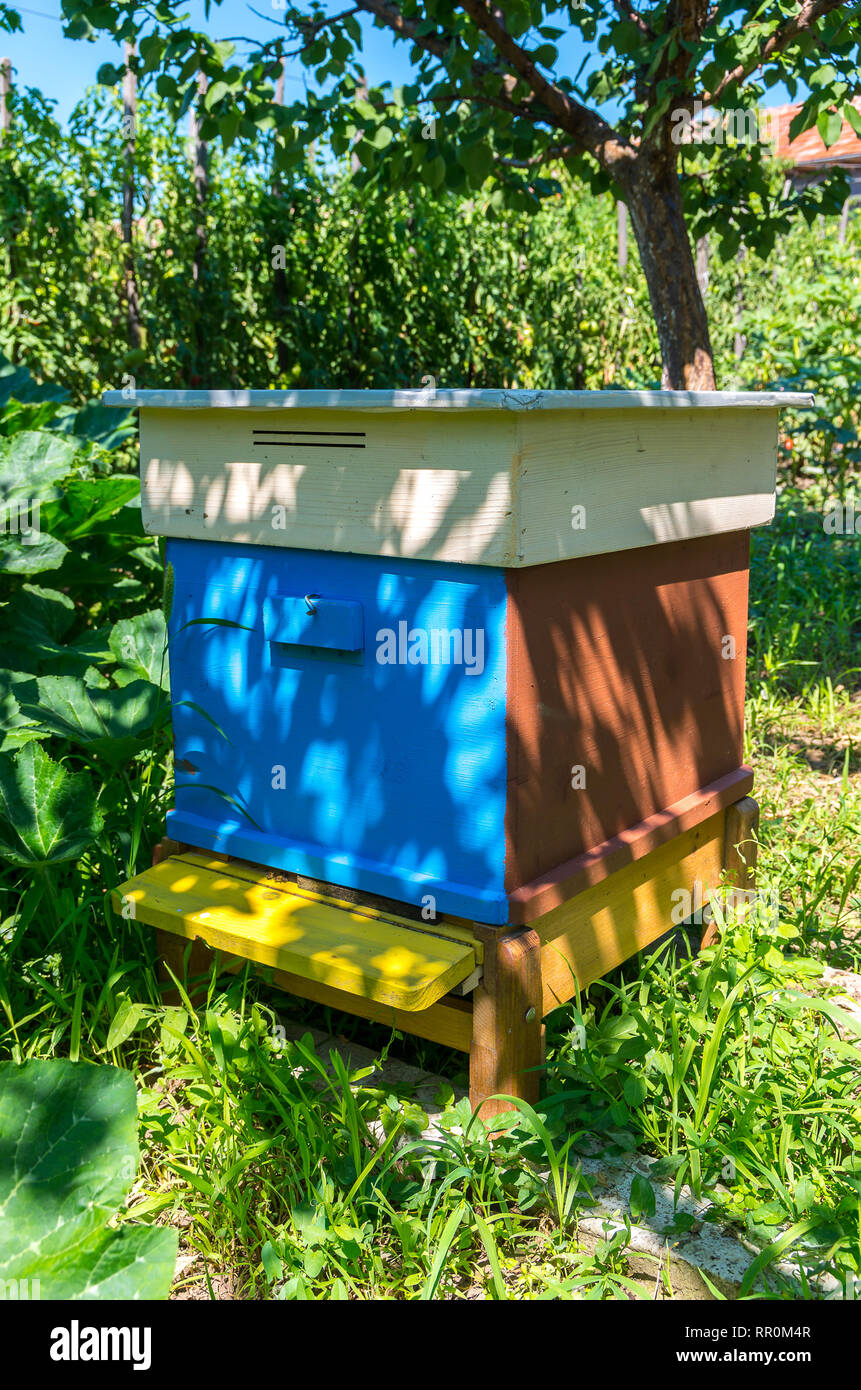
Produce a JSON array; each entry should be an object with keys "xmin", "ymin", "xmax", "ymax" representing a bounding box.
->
[{"xmin": 104, "ymin": 387, "xmax": 810, "ymax": 927}]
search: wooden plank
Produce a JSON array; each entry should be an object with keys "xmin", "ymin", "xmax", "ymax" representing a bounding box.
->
[
  {"xmin": 506, "ymin": 768, "xmax": 753, "ymax": 925},
  {"xmin": 470, "ymin": 928, "xmax": 544, "ymax": 1116},
  {"xmin": 268, "ymin": 967, "xmax": 473, "ymax": 1052},
  {"xmin": 534, "ymin": 810, "xmax": 726, "ymax": 1013},
  {"xmin": 140, "ymin": 407, "xmax": 517, "ymax": 565},
  {"xmin": 137, "ymin": 405, "xmax": 781, "ymax": 567},
  {"xmin": 702, "ymin": 795, "xmax": 760, "ymax": 948},
  {"xmin": 104, "ymin": 387, "xmax": 815, "ymax": 410},
  {"xmin": 723, "ymin": 796, "xmax": 759, "ymax": 888},
  {"xmin": 172, "ymin": 851, "xmax": 483, "ymax": 960},
  {"xmin": 515, "ymin": 408, "xmax": 778, "ymax": 565},
  {"xmin": 505, "ymin": 531, "xmax": 750, "ymax": 909},
  {"xmin": 113, "ymin": 859, "xmax": 476, "ymax": 1012}
]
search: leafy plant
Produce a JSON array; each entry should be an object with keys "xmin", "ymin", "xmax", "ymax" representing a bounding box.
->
[{"xmin": 0, "ymin": 1059, "xmax": 177, "ymax": 1298}]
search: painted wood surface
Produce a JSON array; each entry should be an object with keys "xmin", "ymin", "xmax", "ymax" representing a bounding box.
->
[
  {"xmin": 269, "ymin": 966, "xmax": 474, "ymax": 1051},
  {"xmin": 115, "ymin": 855, "xmax": 477, "ymax": 1010},
  {"xmin": 104, "ymin": 387, "xmax": 815, "ymax": 411},
  {"xmin": 163, "ymin": 532, "xmax": 754, "ymax": 924},
  {"xmin": 139, "ymin": 405, "xmax": 780, "ymax": 567},
  {"xmin": 165, "ymin": 538, "xmax": 510, "ymax": 923},
  {"xmin": 506, "ymin": 767, "xmax": 753, "ymax": 924},
  {"xmin": 535, "ymin": 808, "xmax": 726, "ymax": 1012},
  {"xmin": 505, "ymin": 531, "xmax": 750, "ymax": 904},
  {"xmin": 470, "ymin": 927, "xmax": 544, "ymax": 1115},
  {"xmin": 178, "ymin": 850, "xmax": 484, "ymax": 959},
  {"xmin": 703, "ymin": 795, "xmax": 761, "ymax": 948}
]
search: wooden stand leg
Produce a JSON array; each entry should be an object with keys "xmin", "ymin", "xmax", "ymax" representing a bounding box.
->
[
  {"xmin": 469, "ymin": 927, "xmax": 545, "ymax": 1118},
  {"xmin": 703, "ymin": 795, "xmax": 759, "ymax": 948},
  {"xmin": 155, "ymin": 928, "xmax": 214, "ymax": 1007}
]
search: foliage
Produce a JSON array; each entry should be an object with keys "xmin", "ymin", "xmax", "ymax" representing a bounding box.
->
[
  {"xmin": 546, "ymin": 906, "xmax": 861, "ymax": 1295},
  {"xmin": 1, "ymin": 85, "xmax": 860, "ymax": 466},
  {"xmin": 0, "ymin": 1058, "xmax": 177, "ymax": 1298},
  {"xmin": 45, "ymin": 0, "xmax": 858, "ymax": 242},
  {"xmin": 0, "ymin": 73, "xmax": 859, "ymax": 1298}
]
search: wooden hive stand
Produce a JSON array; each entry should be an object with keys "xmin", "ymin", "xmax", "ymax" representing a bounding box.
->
[{"xmin": 117, "ymin": 792, "xmax": 758, "ymax": 1119}]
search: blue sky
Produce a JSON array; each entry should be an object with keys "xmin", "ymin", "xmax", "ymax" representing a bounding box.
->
[{"xmin": 2, "ymin": 2, "xmax": 802, "ymax": 126}]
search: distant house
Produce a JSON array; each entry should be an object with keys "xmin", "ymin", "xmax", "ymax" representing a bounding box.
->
[{"xmin": 767, "ymin": 97, "xmax": 861, "ymax": 201}]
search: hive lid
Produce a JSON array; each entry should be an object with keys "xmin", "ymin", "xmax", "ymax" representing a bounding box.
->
[
  {"xmin": 101, "ymin": 387, "xmax": 815, "ymax": 411},
  {"xmin": 104, "ymin": 387, "xmax": 815, "ymax": 567}
]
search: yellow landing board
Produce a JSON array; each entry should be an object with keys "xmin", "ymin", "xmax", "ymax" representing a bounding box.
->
[{"xmin": 113, "ymin": 858, "xmax": 476, "ymax": 1012}]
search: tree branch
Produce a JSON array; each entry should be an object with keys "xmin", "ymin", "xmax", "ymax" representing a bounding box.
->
[
  {"xmin": 352, "ymin": 0, "xmax": 636, "ymax": 175},
  {"xmin": 613, "ymin": 0, "xmax": 655, "ymax": 39},
  {"xmin": 456, "ymin": 0, "xmax": 633, "ymax": 168},
  {"xmin": 706, "ymin": 0, "xmax": 848, "ymax": 102}
]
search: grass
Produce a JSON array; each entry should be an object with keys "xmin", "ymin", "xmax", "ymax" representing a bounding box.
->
[{"xmin": 1, "ymin": 486, "xmax": 860, "ymax": 1300}]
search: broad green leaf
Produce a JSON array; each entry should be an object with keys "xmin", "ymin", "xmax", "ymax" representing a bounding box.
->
[
  {"xmin": 17, "ymin": 675, "xmax": 165, "ymax": 764},
  {"xmin": 817, "ymin": 108, "xmax": 843, "ymax": 150},
  {"xmin": 0, "ymin": 1059, "xmax": 177, "ymax": 1299},
  {"xmin": 106, "ymin": 997, "xmax": 149, "ymax": 1051},
  {"xmin": 0, "ymin": 429, "xmax": 78, "ymax": 500},
  {"xmin": 0, "ymin": 584, "xmax": 77, "ymax": 672},
  {"xmin": 109, "ymin": 610, "xmax": 169, "ymax": 689},
  {"xmin": 0, "ymin": 355, "xmax": 69, "ymax": 409},
  {"xmin": 55, "ymin": 401, "xmax": 136, "ymax": 450},
  {"xmin": 41, "ymin": 476, "xmax": 141, "ymax": 542},
  {"xmin": 0, "ymin": 743, "xmax": 103, "ymax": 865},
  {"xmin": 0, "ymin": 530, "xmax": 68, "ymax": 575},
  {"xmin": 0, "ymin": 672, "xmax": 41, "ymax": 753},
  {"xmin": 623, "ymin": 1072, "xmax": 648, "ymax": 1107}
]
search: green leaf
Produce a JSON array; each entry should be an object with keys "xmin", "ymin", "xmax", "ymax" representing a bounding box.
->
[
  {"xmin": 261, "ymin": 1240, "xmax": 283, "ymax": 1282},
  {"xmin": 623, "ymin": 1072, "xmax": 648, "ymax": 1107},
  {"xmin": 0, "ymin": 429, "xmax": 77, "ymax": 500},
  {"xmin": 630, "ymin": 1173, "xmax": 656, "ymax": 1221},
  {"xmin": 460, "ymin": 142, "xmax": 493, "ymax": 184},
  {"xmin": 105, "ymin": 996, "xmax": 148, "ymax": 1051},
  {"xmin": 0, "ymin": 530, "xmax": 68, "ymax": 575},
  {"xmin": 532, "ymin": 43, "xmax": 557, "ymax": 68},
  {"xmin": 303, "ymin": 1248, "xmax": 326, "ymax": 1278},
  {"xmin": 0, "ymin": 743, "xmax": 102, "ymax": 866},
  {"xmin": 844, "ymin": 101, "xmax": 861, "ymax": 138},
  {"xmin": 44, "ymin": 476, "xmax": 141, "ymax": 542},
  {"xmin": 109, "ymin": 610, "xmax": 169, "ymax": 689},
  {"xmin": 16, "ymin": 675, "xmax": 164, "ymax": 764},
  {"xmin": 817, "ymin": 108, "xmax": 843, "ymax": 149},
  {"xmin": 0, "ymin": 1059, "xmax": 177, "ymax": 1299}
]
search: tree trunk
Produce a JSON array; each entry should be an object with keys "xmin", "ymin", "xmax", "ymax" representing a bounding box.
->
[
  {"xmin": 619, "ymin": 151, "xmax": 716, "ymax": 390},
  {"xmin": 121, "ymin": 42, "xmax": 143, "ymax": 353},
  {"xmin": 272, "ymin": 57, "xmax": 291, "ymax": 379},
  {"xmin": 188, "ymin": 73, "xmax": 208, "ymax": 380},
  {"xmin": 0, "ymin": 57, "xmax": 11, "ymax": 140},
  {"xmin": 0, "ymin": 56, "xmax": 17, "ymax": 296}
]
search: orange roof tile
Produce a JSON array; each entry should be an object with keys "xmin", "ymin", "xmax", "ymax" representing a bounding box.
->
[{"xmin": 766, "ymin": 97, "xmax": 861, "ymax": 168}]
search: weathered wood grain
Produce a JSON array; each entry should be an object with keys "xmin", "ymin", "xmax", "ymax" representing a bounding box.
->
[
  {"xmin": 470, "ymin": 927, "xmax": 544, "ymax": 1115},
  {"xmin": 139, "ymin": 406, "xmax": 780, "ymax": 566},
  {"xmin": 534, "ymin": 809, "xmax": 726, "ymax": 1012},
  {"xmin": 505, "ymin": 531, "xmax": 750, "ymax": 902}
]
